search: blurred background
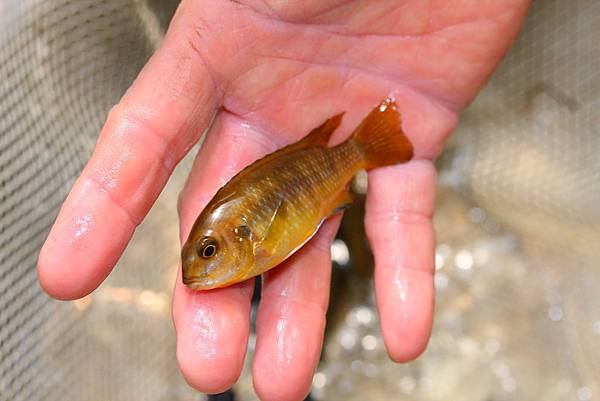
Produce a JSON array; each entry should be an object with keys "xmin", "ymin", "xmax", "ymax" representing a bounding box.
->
[{"xmin": 0, "ymin": 0, "xmax": 599, "ymax": 400}]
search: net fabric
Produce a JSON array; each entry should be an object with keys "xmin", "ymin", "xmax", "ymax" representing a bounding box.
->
[
  {"xmin": 448, "ymin": 0, "xmax": 600, "ymax": 256},
  {"xmin": 0, "ymin": 1, "xmax": 187, "ymax": 400},
  {"xmin": 0, "ymin": 0, "xmax": 599, "ymax": 400},
  {"xmin": 437, "ymin": 0, "xmax": 600, "ymax": 398}
]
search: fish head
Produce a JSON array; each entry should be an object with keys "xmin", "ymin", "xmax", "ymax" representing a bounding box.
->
[{"xmin": 181, "ymin": 215, "xmax": 255, "ymax": 290}]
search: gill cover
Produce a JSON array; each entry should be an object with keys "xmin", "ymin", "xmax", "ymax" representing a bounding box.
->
[{"xmin": 181, "ymin": 206, "xmax": 257, "ymax": 290}]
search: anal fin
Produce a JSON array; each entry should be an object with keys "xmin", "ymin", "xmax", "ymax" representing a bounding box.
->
[{"xmin": 329, "ymin": 189, "xmax": 355, "ymax": 216}]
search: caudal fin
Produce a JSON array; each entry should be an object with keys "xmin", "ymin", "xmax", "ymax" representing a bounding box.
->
[{"xmin": 350, "ymin": 98, "xmax": 413, "ymax": 169}]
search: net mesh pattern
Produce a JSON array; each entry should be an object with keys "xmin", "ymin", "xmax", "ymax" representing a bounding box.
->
[
  {"xmin": 449, "ymin": 0, "xmax": 600, "ymax": 255},
  {"xmin": 0, "ymin": 1, "xmax": 186, "ymax": 400},
  {"xmin": 0, "ymin": 0, "xmax": 598, "ymax": 400}
]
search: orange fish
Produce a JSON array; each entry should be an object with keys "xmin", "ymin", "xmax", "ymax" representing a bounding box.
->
[{"xmin": 182, "ymin": 98, "xmax": 413, "ymax": 290}]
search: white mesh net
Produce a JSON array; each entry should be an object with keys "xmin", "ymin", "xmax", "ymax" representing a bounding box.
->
[{"xmin": 0, "ymin": 1, "xmax": 598, "ymax": 400}]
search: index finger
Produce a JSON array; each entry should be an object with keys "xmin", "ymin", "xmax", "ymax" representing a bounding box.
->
[{"xmin": 37, "ymin": 9, "xmax": 219, "ymax": 300}]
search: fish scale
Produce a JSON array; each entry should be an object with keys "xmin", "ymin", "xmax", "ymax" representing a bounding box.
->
[{"xmin": 182, "ymin": 98, "xmax": 414, "ymax": 290}]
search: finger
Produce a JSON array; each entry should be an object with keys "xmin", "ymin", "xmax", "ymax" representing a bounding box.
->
[
  {"xmin": 37, "ymin": 7, "xmax": 219, "ymax": 300},
  {"xmin": 365, "ymin": 160, "xmax": 436, "ymax": 362},
  {"xmin": 253, "ymin": 217, "xmax": 340, "ymax": 401},
  {"xmin": 173, "ymin": 112, "xmax": 280, "ymax": 393},
  {"xmin": 173, "ymin": 271, "xmax": 254, "ymax": 394}
]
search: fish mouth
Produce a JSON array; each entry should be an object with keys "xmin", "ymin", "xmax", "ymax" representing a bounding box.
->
[
  {"xmin": 183, "ymin": 262, "xmax": 253, "ymax": 290},
  {"xmin": 183, "ymin": 277, "xmax": 221, "ymax": 290}
]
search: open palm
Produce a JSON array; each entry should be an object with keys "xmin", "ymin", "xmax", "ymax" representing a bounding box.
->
[{"xmin": 38, "ymin": 1, "xmax": 530, "ymax": 400}]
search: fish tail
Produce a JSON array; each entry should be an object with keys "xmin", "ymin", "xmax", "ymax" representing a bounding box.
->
[{"xmin": 350, "ymin": 98, "xmax": 413, "ymax": 169}]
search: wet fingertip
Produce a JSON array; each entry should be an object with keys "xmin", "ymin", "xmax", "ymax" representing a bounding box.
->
[
  {"xmin": 37, "ymin": 271, "xmax": 70, "ymax": 301},
  {"xmin": 252, "ymin": 365, "xmax": 312, "ymax": 401},
  {"xmin": 37, "ymin": 249, "xmax": 60, "ymax": 299},
  {"xmin": 176, "ymin": 345, "xmax": 240, "ymax": 394},
  {"xmin": 383, "ymin": 330, "xmax": 431, "ymax": 363},
  {"xmin": 380, "ymin": 306, "xmax": 434, "ymax": 363},
  {"xmin": 37, "ymin": 271, "xmax": 95, "ymax": 301},
  {"xmin": 175, "ymin": 306, "xmax": 249, "ymax": 394},
  {"xmin": 37, "ymin": 243, "xmax": 89, "ymax": 301},
  {"xmin": 173, "ymin": 283, "xmax": 253, "ymax": 395}
]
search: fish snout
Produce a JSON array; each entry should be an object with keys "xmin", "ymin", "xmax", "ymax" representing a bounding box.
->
[
  {"xmin": 182, "ymin": 268, "xmax": 209, "ymax": 287},
  {"xmin": 181, "ymin": 244, "xmax": 199, "ymax": 280}
]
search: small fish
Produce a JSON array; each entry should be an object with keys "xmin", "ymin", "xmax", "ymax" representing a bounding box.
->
[{"xmin": 182, "ymin": 98, "xmax": 413, "ymax": 290}]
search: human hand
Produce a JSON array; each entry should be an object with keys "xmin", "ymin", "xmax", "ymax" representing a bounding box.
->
[{"xmin": 38, "ymin": 1, "xmax": 531, "ymax": 399}]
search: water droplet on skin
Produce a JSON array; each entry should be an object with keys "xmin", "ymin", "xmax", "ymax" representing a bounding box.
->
[
  {"xmin": 393, "ymin": 275, "xmax": 408, "ymax": 304},
  {"xmin": 275, "ymin": 318, "xmax": 297, "ymax": 366},
  {"xmin": 74, "ymin": 215, "xmax": 92, "ymax": 238},
  {"xmin": 379, "ymin": 104, "xmax": 387, "ymax": 112},
  {"xmin": 192, "ymin": 308, "xmax": 218, "ymax": 358}
]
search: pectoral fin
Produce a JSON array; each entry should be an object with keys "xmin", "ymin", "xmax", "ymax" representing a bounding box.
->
[
  {"xmin": 254, "ymin": 198, "xmax": 287, "ymax": 258},
  {"xmin": 253, "ymin": 187, "xmax": 354, "ymax": 265}
]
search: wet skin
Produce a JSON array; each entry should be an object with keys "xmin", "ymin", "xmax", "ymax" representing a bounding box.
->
[{"xmin": 38, "ymin": 1, "xmax": 531, "ymax": 400}]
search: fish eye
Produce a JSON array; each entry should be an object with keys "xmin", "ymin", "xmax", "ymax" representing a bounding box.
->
[
  {"xmin": 196, "ymin": 237, "xmax": 218, "ymax": 259},
  {"xmin": 202, "ymin": 244, "xmax": 216, "ymax": 258}
]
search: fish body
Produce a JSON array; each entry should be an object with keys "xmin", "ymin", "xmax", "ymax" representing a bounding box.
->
[{"xmin": 182, "ymin": 98, "xmax": 413, "ymax": 290}]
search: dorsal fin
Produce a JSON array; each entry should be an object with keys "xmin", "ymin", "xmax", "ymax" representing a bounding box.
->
[
  {"xmin": 219, "ymin": 112, "xmax": 344, "ymax": 189},
  {"xmin": 265, "ymin": 112, "xmax": 344, "ymax": 161},
  {"xmin": 259, "ymin": 112, "xmax": 343, "ymax": 163},
  {"xmin": 295, "ymin": 112, "xmax": 344, "ymax": 148}
]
